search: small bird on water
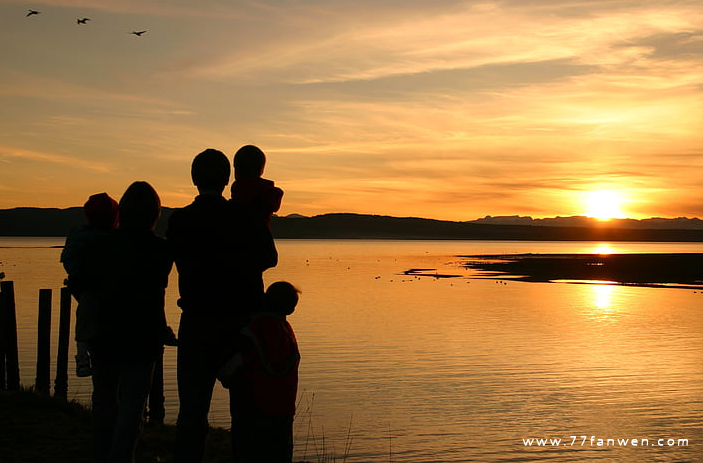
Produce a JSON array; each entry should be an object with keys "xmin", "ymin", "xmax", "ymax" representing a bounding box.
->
[
  {"xmin": 77, "ymin": 18, "xmax": 90, "ymax": 24},
  {"xmin": 27, "ymin": 9, "xmax": 40, "ymax": 17},
  {"xmin": 131, "ymin": 30, "xmax": 147, "ymax": 36}
]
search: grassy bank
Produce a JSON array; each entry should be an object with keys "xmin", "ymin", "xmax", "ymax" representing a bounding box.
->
[{"xmin": 0, "ymin": 388, "xmax": 237, "ymax": 463}]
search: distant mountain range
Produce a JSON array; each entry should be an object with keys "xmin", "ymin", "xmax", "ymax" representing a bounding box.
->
[
  {"xmin": 1, "ymin": 207, "xmax": 703, "ymax": 241},
  {"xmin": 472, "ymin": 214, "xmax": 703, "ymax": 229}
]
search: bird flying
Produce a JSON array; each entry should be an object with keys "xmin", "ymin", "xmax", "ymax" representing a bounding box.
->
[
  {"xmin": 27, "ymin": 9, "xmax": 40, "ymax": 17},
  {"xmin": 77, "ymin": 18, "xmax": 90, "ymax": 24},
  {"xmin": 131, "ymin": 30, "xmax": 147, "ymax": 36}
]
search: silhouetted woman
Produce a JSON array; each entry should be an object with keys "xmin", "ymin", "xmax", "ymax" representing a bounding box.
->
[{"xmin": 88, "ymin": 181, "xmax": 173, "ymax": 463}]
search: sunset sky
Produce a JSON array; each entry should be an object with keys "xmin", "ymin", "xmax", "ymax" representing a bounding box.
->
[{"xmin": 1, "ymin": 0, "xmax": 702, "ymax": 220}]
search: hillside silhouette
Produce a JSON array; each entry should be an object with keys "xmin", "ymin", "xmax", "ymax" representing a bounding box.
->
[{"xmin": 2, "ymin": 208, "xmax": 703, "ymax": 241}]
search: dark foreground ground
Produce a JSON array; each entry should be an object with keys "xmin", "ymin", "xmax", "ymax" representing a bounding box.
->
[
  {"xmin": 462, "ymin": 253, "xmax": 703, "ymax": 288},
  {"xmin": 0, "ymin": 389, "xmax": 312, "ymax": 463}
]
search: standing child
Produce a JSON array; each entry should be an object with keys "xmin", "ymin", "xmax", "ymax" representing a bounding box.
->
[
  {"xmin": 230, "ymin": 145, "xmax": 284, "ymax": 228},
  {"xmin": 60, "ymin": 192, "xmax": 119, "ymax": 377},
  {"xmin": 218, "ymin": 281, "xmax": 301, "ymax": 463}
]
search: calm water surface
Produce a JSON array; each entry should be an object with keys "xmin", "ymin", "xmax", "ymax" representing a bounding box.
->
[{"xmin": 1, "ymin": 238, "xmax": 701, "ymax": 462}]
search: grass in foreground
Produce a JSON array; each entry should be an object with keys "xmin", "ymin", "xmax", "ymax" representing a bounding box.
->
[{"xmin": 0, "ymin": 388, "xmax": 238, "ymax": 463}]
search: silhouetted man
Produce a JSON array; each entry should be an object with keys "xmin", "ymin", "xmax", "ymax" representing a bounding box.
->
[{"xmin": 168, "ymin": 149, "xmax": 277, "ymax": 463}]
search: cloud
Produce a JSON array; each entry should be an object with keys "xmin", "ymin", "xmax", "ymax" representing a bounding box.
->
[
  {"xmin": 0, "ymin": 69, "xmax": 183, "ymax": 107},
  {"xmin": 621, "ymin": 31, "xmax": 703, "ymax": 60},
  {"xmin": 0, "ymin": 146, "xmax": 113, "ymax": 172},
  {"xmin": 187, "ymin": 2, "xmax": 703, "ymax": 86}
]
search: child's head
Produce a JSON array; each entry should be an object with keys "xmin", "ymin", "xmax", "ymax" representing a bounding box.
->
[
  {"xmin": 233, "ymin": 145, "xmax": 266, "ymax": 180},
  {"xmin": 264, "ymin": 281, "xmax": 300, "ymax": 316},
  {"xmin": 83, "ymin": 192, "xmax": 119, "ymax": 230}
]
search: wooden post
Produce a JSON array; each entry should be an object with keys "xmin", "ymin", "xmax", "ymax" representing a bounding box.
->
[
  {"xmin": 0, "ymin": 286, "xmax": 6, "ymax": 390},
  {"xmin": 54, "ymin": 286, "xmax": 71, "ymax": 399},
  {"xmin": 36, "ymin": 289, "xmax": 52, "ymax": 394},
  {"xmin": 0, "ymin": 337, "xmax": 4, "ymax": 389},
  {"xmin": 0, "ymin": 281, "xmax": 21, "ymax": 391}
]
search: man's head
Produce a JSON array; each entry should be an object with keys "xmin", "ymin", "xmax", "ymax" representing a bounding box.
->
[
  {"xmin": 191, "ymin": 148, "xmax": 230, "ymax": 193},
  {"xmin": 233, "ymin": 145, "xmax": 266, "ymax": 180},
  {"xmin": 264, "ymin": 281, "xmax": 300, "ymax": 316}
]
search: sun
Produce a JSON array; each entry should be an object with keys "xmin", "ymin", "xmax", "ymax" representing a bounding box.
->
[{"xmin": 584, "ymin": 190, "xmax": 627, "ymax": 220}]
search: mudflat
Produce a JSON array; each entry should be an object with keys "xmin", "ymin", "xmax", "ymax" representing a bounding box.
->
[{"xmin": 462, "ymin": 253, "xmax": 703, "ymax": 288}]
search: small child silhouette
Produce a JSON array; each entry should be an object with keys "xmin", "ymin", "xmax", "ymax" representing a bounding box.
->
[
  {"xmin": 230, "ymin": 145, "xmax": 284, "ymax": 228},
  {"xmin": 218, "ymin": 281, "xmax": 300, "ymax": 463},
  {"xmin": 61, "ymin": 192, "xmax": 119, "ymax": 377}
]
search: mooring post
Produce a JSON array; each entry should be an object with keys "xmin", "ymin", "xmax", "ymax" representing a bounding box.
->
[
  {"xmin": 54, "ymin": 286, "xmax": 71, "ymax": 399},
  {"xmin": 0, "ymin": 285, "xmax": 6, "ymax": 390},
  {"xmin": 0, "ymin": 281, "xmax": 21, "ymax": 391},
  {"xmin": 36, "ymin": 289, "xmax": 52, "ymax": 394}
]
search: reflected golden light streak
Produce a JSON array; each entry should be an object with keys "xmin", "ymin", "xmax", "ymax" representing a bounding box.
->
[{"xmin": 592, "ymin": 283, "xmax": 613, "ymax": 311}]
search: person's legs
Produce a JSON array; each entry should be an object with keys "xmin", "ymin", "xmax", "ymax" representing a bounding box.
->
[
  {"xmin": 76, "ymin": 341, "xmax": 93, "ymax": 377},
  {"xmin": 107, "ymin": 360, "xmax": 155, "ymax": 463},
  {"xmin": 77, "ymin": 341, "xmax": 89, "ymax": 357},
  {"xmin": 230, "ymin": 412, "xmax": 262, "ymax": 463},
  {"xmin": 272, "ymin": 415, "xmax": 295, "ymax": 463},
  {"xmin": 91, "ymin": 353, "xmax": 119, "ymax": 463},
  {"xmin": 174, "ymin": 310, "xmax": 244, "ymax": 463},
  {"xmin": 231, "ymin": 412, "xmax": 294, "ymax": 463},
  {"xmin": 146, "ymin": 350, "xmax": 165, "ymax": 425},
  {"xmin": 173, "ymin": 335, "xmax": 218, "ymax": 463}
]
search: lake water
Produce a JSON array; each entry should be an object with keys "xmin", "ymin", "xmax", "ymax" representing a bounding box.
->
[{"xmin": 1, "ymin": 238, "xmax": 701, "ymax": 462}]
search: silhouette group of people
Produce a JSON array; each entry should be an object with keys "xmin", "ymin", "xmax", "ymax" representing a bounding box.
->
[{"xmin": 61, "ymin": 146, "xmax": 299, "ymax": 463}]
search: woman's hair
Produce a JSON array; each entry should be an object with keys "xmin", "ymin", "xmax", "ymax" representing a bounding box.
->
[{"xmin": 118, "ymin": 181, "xmax": 161, "ymax": 230}]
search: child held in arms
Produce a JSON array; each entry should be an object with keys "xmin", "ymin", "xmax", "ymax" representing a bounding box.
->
[
  {"xmin": 230, "ymin": 145, "xmax": 284, "ymax": 228},
  {"xmin": 61, "ymin": 192, "xmax": 119, "ymax": 377},
  {"xmin": 218, "ymin": 281, "xmax": 301, "ymax": 463}
]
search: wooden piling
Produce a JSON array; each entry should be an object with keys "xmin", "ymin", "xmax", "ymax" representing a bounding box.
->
[
  {"xmin": 0, "ymin": 286, "xmax": 6, "ymax": 390},
  {"xmin": 0, "ymin": 281, "xmax": 21, "ymax": 391},
  {"xmin": 0, "ymin": 346, "xmax": 4, "ymax": 390},
  {"xmin": 35, "ymin": 289, "xmax": 52, "ymax": 394},
  {"xmin": 54, "ymin": 286, "xmax": 71, "ymax": 399}
]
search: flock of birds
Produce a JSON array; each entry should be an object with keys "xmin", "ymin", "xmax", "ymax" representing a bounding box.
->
[{"xmin": 25, "ymin": 9, "xmax": 147, "ymax": 36}]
